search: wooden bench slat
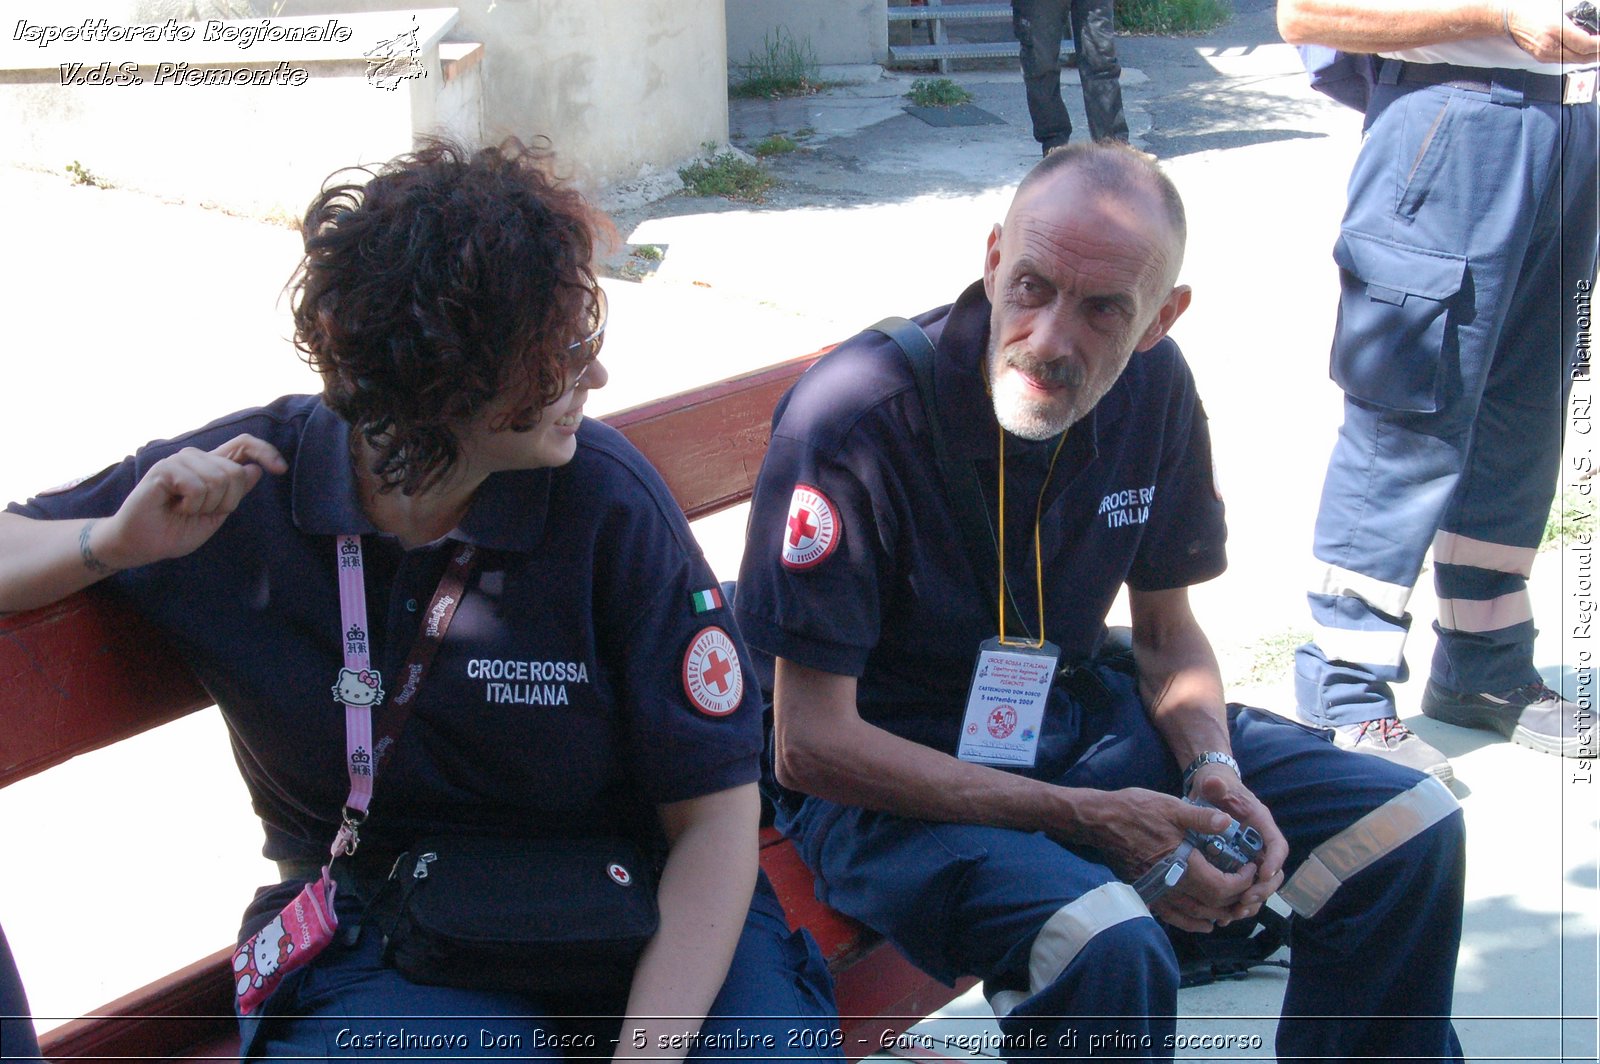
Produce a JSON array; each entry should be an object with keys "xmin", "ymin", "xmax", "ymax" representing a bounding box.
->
[
  {"xmin": 760, "ymin": 828, "xmax": 874, "ymax": 966},
  {"xmin": 38, "ymin": 946, "xmax": 237, "ymax": 1063},
  {"xmin": 0, "ymin": 595, "xmax": 210, "ymax": 789},
  {"xmin": 607, "ymin": 352, "xmax": 822, "ymax": 520}
]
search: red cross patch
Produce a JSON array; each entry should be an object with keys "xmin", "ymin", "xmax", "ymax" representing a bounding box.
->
[
  {"xmin": 682, "ymin": 626, "xmax": 744, "ymax": 717},
  {"xmin": 781, "ymin": 484, "xmax": 840, "ymax": 570}
]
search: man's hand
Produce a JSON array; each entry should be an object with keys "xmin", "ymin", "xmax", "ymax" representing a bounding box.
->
[
  {"xmin": 94, "ymin": 434, "xmax": 287, "ymax": 571},
  {"xmin": 1065, "ymin": 787, "xmax": 1245, "ymax": 931},
  {"xmin": 1152, "ymin": 770, "xmax": 1288, "ymax": 932},
  {"xmin": 1507, "ymin": 3, "xmax": 1600, "ymax": 63}
]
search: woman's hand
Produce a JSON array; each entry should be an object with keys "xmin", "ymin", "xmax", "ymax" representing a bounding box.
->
[
  {"xmin": 0, "ymin": 434, "xmax": 285, "ymax": 614},
  {"xmin": 94, "ymin": 434, "xmax": 287, "ymax": 571}
]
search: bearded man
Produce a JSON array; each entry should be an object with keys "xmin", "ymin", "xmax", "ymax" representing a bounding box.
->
[{"xmin": 735, "ymin": 142, "xmax": 1467, "ymax": 1061}]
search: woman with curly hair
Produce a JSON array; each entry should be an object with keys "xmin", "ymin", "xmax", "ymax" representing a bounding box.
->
[{"xmin": 0, "ymin": 139, "xmax": 840, "ymax": 1062}]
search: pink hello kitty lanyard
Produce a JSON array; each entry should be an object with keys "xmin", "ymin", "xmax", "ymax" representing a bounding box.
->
[
  {"xmin": 233, "ymin": 534, "xmax": 476, "ymax": 1016},
  {"xmin": 332, "ymin": 533, "xmax": 478, "ymax": 856}
]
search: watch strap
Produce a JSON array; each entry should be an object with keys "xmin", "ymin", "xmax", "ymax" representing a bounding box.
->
[{"xmin": 1182, "ymin": 750, "xmax": 1240, "ymax": 792}]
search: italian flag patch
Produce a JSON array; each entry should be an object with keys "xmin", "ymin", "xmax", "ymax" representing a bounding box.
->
[{"xmin": 690, "ymin": 587, "xmax": 724, "ymax": 614}]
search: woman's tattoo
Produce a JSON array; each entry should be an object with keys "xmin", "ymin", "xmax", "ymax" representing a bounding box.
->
[{"xmin": 79, "ymin": 520, "xmax": 114, "ymax": 575}]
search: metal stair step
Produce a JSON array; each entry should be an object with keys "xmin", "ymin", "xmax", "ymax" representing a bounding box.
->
[
  {"xmin": 887, "ymin": 40, "xmax": 1072, "ymax": 63},
  {"xmin": 885, "ymin": 3, "xmax": 1014, "ymax": 20}
]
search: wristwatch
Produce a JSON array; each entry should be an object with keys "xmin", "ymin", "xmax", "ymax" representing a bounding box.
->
[{"xmin": 1181, "ymin": 750, "xmax": 1240, "ymax": 793}]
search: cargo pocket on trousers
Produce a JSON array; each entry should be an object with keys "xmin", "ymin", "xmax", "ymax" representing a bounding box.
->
[{"xmin": 1328, "ymin": 229, "xmax": 1465, "ymax": 413}]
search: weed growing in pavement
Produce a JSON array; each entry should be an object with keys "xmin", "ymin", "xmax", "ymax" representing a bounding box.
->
[
  {"xmin": 906, "ymin": 78, "xmax": 973, "ymax": 108},
  {"xmin": 1116, "ymin": 0, "xmax": 1232, "ymax": 34},
  {"xmin": 731, "ymin": 28, "xmax": 823, "ymax": 98},
  {"xmin": 612, "ymin": 244, "xmax": 667, "ymax": 281},
  {"xmin": 752, "ymin": 134, "xmax": 799, "ymax": 158},
  {"xmin": 65, "ymin": 160, "xmax": 104, "ymax": 187},
  {"xmin": 678, "ymin": 151, "xmax": 775, "ymax": 202},
  {"xmin": 261, "ymin": 205, "xmax": 302, "ymax": 229}
]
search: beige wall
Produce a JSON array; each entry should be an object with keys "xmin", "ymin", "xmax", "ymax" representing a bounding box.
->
[
  {"xmin": 273, "ymin": 0, "xmax": 731, "ymax": 191},
  {"xmin": 3, "ymin": 1, "xmax": 728, "ymax": 205},
  {"xmin": 0, "ymin": 7, "xmax": 464, "ymax": 218},
  {"xmin": 726, "ymin": 0, "xmax": 887, "ymax": 69}
]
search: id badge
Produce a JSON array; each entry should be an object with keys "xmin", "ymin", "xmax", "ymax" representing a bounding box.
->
[
  {"xmin": 233, "ymin": 869, "xmax": 338, "ymax": 1016},
  {"xmin": 957, "ymin": 637, "xmax": 1060, "ymax": 767},
  {"xmin": 1565, "ymin": 69, "xmax": 1596, "ymax": 106}
]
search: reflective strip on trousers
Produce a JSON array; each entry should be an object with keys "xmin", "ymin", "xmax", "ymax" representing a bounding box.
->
[
  {"xmin": 1312, "ymin": 561, "xmax": 1414, "ymax": 618},
  {"xmin": 1437, "ymin": 591, "xmax": 1533, "ymax": 634},
  {"xmin": 1280, "ymin": 776, "xmax": 1459, "ymax": 919},
  {"xmin": 1433, "ymin": 531, "xmax": 1536, "ymax": 577},
  {"xmin": 987, "ymin": 881, "xmax": 1149, "ymax": 1017},
  {"xmin": 1312, "ymin": 622, "xmax": 1408, "ymax": 669}
]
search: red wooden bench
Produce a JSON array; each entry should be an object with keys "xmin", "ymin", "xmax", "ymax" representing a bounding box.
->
[{"xmin": 1, "ymin": 352, "xmax": 974, "ymax": 1063}]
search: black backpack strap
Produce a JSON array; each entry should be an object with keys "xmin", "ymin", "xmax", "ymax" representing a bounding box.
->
[
  {"xmin": 867, "ymin": 316, "xmax": 1030, "ymax": 638},
  {"xmin": 1166, "ymin": 905, "xmax": 1292, "ymax": 988}
]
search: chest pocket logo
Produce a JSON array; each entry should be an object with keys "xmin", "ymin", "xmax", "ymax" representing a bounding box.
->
[
  {"xmin": 468, "ymin": 658, "xmax": 590, "ymax": 706},
  {"xmin": 1098, "ymin": 484, "xmax": 1155, "ymax": 529}
]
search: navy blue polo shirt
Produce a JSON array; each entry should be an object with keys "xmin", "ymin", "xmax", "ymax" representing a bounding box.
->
[
  {"xmin": 11, "ymin": 395, "xmax": 762, "ymax": 867},
  {"xmin": 735, "ymin": 281, "xmax": 1226, "ymax": 756}
]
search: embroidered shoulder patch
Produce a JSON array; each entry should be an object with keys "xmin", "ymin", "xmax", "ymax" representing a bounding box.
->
[
  {"xmin": 682, "ymin": 626, "xmax": 744, "ymax": 717},
  {"xmin": 690, "ymin": 586, "xmax": 724, "ymax": 614},
  {"xmin": 781, "ymin": 484, "xmax": 840, "ymax": 570}
]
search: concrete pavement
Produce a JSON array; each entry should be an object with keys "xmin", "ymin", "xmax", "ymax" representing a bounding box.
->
[{"xmin": 0, "ymin": 2, "xmax": 1595, "ymax": 1057}]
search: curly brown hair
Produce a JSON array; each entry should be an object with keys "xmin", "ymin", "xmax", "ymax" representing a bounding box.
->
[{"xmin": 290, "ymin": 137, "xmax": 601, "ymax": 495}]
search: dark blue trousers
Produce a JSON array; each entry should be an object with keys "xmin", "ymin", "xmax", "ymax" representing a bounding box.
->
[
  {"xmin": 779, "ymin": 667, "xmax": 1465, "ymax": 1061},
  {"xmin": 0, "ymin": 922, "xmax": 39, "ymax": 1062},
  {"xmin": 1297, "ymin": 68, "xmax": 1600, "ymax": 725},
  {"xmin": 244, "ymin": 873, "xmax": 841, "ymax": 1063}
]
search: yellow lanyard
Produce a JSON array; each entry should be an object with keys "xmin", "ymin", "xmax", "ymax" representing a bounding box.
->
[{"xmin": 996, "ymin": 425, "xmax": 1070, "ymax": 649}]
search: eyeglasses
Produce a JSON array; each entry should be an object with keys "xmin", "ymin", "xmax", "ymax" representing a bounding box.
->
[{"xmin": 562, "ymin": 287, "xmax": 607, "ymax": 396}]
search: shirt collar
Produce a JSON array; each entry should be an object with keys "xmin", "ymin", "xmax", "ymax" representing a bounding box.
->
[
  {"xmin": 291, "ymin": 398, "xmax": 550, "ymax": 552},
  {"xmin": 291, "ymin": 400, "xmax": 373, "ymax": 536}
]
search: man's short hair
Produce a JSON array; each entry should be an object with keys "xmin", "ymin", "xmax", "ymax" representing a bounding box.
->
[{"xmin": 1018, "ymin": 141, "xmax": 1187, "ymax": 255}]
